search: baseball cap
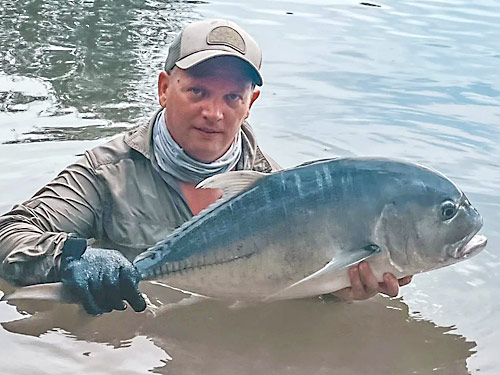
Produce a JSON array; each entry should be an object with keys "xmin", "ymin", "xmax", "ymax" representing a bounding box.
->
[{"xmin": 164, "ymin": 19, "xmax": 263, "ymax": 86}]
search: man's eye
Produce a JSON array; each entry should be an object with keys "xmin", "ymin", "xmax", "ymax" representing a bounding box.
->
[
  {"xmin": 189, "ymin": 88, "xmax": 202, "ymax": 95},
  {"xmin": 227, "ymin": 93, "xmax": 241, "ymax": 101}
]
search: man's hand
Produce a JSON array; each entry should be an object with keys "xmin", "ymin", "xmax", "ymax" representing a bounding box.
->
[
  {"xmin": 332, "ymin": 261, "xmax": 412, "ymax": 301},
  {"xmin": 60, "ymin": 242, "xmax": 146, "ymax": 316}
]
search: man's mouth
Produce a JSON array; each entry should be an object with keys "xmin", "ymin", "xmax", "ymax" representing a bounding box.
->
[{"xmin": 194, "ymin": 126, "xmax": 222, "ymax": 135}]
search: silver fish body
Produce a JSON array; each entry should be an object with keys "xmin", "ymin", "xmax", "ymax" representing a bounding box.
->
[
  {"xmin": 133, "ymin": 157, "xmax": 487, "ymax": 301},
  {"xmin": 3, "ymin": 157, "xmax": 486, "ymax": 304}
]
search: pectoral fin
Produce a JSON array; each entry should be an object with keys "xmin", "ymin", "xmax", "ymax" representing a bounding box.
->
[
  {"xmin": 265, "ymin": 244, "xmax": 381, "ymax": 301},
  {"xmin": 311, "ymin": 244, "xmax": 382, "ymax": 275}
]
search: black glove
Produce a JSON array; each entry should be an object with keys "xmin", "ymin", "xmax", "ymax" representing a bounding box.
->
[{"xmin": 60, "ymin": 237, "xmax": 146, "ymax": 316}]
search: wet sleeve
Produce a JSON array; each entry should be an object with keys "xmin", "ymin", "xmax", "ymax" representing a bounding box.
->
[{"xmin": 0, "ymin": 151, "xmax": 103, "ymax": 286}]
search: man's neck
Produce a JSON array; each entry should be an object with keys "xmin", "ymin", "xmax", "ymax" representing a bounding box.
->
[{"xmin": 180, "ymin": 183, "xmax": 222, "ymax": 215}]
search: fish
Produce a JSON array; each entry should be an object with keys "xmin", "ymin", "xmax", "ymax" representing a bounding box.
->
[{"xmin": 2, "ymin": 157, "xmax": 487, "ymax": 304}]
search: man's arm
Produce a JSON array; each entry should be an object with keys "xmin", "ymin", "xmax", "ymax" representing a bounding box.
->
[
  {"xmin": 0, "ymin": 151, "xmax": 146, "ymax": 315},
  {"xmin": 0, "ymin": 153, "xmax": 102, "ymax": 286}
]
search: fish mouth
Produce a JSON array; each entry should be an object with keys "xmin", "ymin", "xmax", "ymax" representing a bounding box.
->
[{"xmin": 453, "ymin": 234, "xmax": 488, "ymax": 259}]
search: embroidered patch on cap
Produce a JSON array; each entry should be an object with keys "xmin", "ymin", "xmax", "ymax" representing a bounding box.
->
[{"xmin": 207, "ymin": 26, "xmax": 246, "ymax": 54}]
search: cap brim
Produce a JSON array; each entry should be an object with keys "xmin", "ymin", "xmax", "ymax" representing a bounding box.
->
[{"xmin": 175, "ymin": 50, "xmax": 263, "ymax": 86}]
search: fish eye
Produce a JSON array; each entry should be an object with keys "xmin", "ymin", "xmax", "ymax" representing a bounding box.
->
[{"xmin": 440, "ymin": 200, "xmax": 458, "ymax": 220}]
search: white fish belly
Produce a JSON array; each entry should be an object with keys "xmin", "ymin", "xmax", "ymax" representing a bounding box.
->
[{"xmin": 157, "ymin": 241, "xmax": 333, "ymax": 301}]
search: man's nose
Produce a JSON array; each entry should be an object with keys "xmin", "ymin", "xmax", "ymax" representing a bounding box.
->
[{"xmin": 201, "ymin": 99, "xmax": 224, "ymax": 122}]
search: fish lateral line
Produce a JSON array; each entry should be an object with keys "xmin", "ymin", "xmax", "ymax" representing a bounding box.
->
[{"xmin": 139, "ymin": 250, "xmax": 258, "ymax": 280}]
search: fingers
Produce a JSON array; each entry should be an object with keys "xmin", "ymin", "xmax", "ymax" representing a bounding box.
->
[
  {"xmin": 358, "ymin": 262, "xmax": 379, "ymax": 297},
  {"xmin": 71, "ymin": 283, "xmax": 103, "ymax": 316},
  {"xmin": 101, "ymin": 272, "xmax": 127, "ymax": 312},
  {"xmin": 344, "ymin": 262, "xmax": 413, "ymax": 301},
  {"xmin": 399, "ymin": 275, "xmax": 413, "ymax": 286},
  {"xmin": 120, "ymin": 267, "xmax": 147, "ymax": 312},
  {"xmin": 348, "ymin": 266, "xmax": 364, "ymax": 298},
  {"xmin": 379, "ymin": 273, "xmax": 399, "ymax": 297},
  {"xmin": 378, "ymin": 274, "xmax": 413, "ymax": 297},
  {"xmin": 84, "ymin": 276, "xmax": 142, "ymax": 315},
  {"xmin": 91, "ymin": 266, "xmax": 144, "ymax": 313},
  {"xmin": 70, "ymin": 270, "xmax": 138, "ymax": 315},
  {"xmin": 344, "ymin": 263, "xmax": 378, "ymax": 301},
  {"xmin": 336, "ymin": 263, "xmax": 414, "ymax": 302}
]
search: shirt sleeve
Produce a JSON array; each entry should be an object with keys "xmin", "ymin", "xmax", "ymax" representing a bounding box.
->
[{"xmin": 0, "ymin": 151, "xmax": 104, "ymax": 286}]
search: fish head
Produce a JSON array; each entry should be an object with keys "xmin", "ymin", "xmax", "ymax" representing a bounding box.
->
[{"xmin": 373, "ymin": 163, "xmax": 487, "ymax": 274}]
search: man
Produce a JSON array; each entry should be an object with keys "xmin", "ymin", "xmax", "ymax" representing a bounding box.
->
[{"xmin": 0, "ymin": 19, "xmax": 411, "ymax": 315}]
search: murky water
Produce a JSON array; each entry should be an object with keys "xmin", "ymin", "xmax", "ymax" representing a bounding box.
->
[{"xmin": 1, "ymin": 0, "xmax": 499, "ymax": 374}]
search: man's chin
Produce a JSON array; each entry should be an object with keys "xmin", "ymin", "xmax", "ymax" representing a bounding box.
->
[{"xmin": 186, "ymin": 148, "xmax": 223, "ymax": 163}]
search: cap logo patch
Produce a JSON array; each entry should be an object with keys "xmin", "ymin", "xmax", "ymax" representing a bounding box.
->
[{"xmin": 207, "ymin": 26, "xmax": 246, "ymax": 54}]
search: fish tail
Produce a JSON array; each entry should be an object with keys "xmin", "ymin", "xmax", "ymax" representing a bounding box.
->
[{"xmin": 1, "ymin": 282, "xmax": 76, "ymax": 303}]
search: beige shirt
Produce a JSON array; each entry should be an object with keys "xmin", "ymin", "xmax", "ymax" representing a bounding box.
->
[{"xmin": 0, "ymin": 111, "xmax": 280, "ymax": 286}]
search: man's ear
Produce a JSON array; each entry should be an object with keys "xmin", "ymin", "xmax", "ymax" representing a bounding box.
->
[
  {"xmin": 158, "ymin": 71, "xmax": 171, "ymax": 108},
  {"xmin": 246, "ymin": 89, "xmax": 260, "ymax": 118}
]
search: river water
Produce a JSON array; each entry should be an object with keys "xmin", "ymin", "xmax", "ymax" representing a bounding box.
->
[{"xmin": 0, "ymin": 0, "xmax": 499, "ymax": 374}]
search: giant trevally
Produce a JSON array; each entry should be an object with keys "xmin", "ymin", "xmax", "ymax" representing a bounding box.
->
[{"xmin": 2, "ymin": 157, "xmax": 487, "ymax": 304}]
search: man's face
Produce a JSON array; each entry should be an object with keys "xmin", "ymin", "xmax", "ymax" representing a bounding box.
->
[{"xmin": 158, "ymin": 57, "xmax": 260, "ymax": 163}]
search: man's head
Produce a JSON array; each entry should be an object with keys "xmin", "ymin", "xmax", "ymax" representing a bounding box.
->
[
  {"xmin": 158, "ymin": 19, "xmax": 262, "ymax": 163},
  {"xmin": 164, "ymin": 19, "xmax": 263, "ymax": 86}
]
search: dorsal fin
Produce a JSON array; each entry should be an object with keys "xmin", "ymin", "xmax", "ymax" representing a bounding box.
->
[
  {"xmin": 135, "ymin": 171, "xmax": 270, "ymax": 272},
  {"xmin": 196, "ymin": 170, "xmax": 268, "ymax": 200}
]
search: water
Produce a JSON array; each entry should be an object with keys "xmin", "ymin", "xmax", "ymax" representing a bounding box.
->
[{"xmin": 0, "ymin": 0, "xmax": 499, "ymax": 373}]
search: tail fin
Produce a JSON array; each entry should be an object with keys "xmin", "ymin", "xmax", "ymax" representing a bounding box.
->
[{"xmin": 1, "ymin": 282, "xmax": 77, "ymax": 304}]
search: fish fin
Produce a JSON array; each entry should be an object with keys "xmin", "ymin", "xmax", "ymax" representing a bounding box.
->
[
  {"xmin": 135, "ymin": 171, "xmax": 269, "ymax": 276},
  {"xmin": 314, "ymin": 244, "xmax": 382, "ymax": 273},
  {"xmin": 1, "ymin": 282, "xmax": 76, "ymax": 304},
  {"xmin": 293, "ymin": 158, "xmax": 340, "ymax": 169},
  {"xmin": 265, "ymin": 245, "xmax": 381, "ymax": 301},
  {"xmin": 196, "ymin": 170, "xmax": 268, "ymax": 200},
  {"xmin": 135, "ymin": 171, "xmax": 268, "ymax": 272}
]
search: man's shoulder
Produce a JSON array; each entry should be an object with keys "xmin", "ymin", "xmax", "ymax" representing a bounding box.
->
[
  {"xmin": 254, "ymin": 147, "xmax": 282, "ymax": 172},
  {"xmin": 242, "ymin": 121, "xmax": 282, "ymax": 172},
  {"xmin": 86, "ymin": 124, "xmax": 150, "ymax": 170}
]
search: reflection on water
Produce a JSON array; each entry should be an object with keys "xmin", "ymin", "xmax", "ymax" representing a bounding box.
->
[
  {"xmin": 0, "ymin": 72, "xmax": 135, "ymax": 143},
  {"xmin": 0, "ymin": 0, "xmax": 199, "ymax": 134},
  {"xmin": 1, "ymin": 0, "xmax": 499, "ymax": 373},
  {"xmin": 0, "ymin": 283, "xmax": 474, "ymax": 375}
]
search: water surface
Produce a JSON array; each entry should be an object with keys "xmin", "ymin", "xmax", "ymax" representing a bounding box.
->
[{"xmin": 1, "ymin": 0, "xmax": 499, "ymax": 374}]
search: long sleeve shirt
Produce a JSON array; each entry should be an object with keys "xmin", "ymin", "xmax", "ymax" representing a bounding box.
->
[{"xmin": 0, "ymin": 110, "xmax": 280, "ymax": 286}]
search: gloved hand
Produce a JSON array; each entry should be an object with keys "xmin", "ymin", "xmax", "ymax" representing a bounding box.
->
[{"xmin": 60, "ymin": 237, "xmax": 147, "ymax": 316}]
